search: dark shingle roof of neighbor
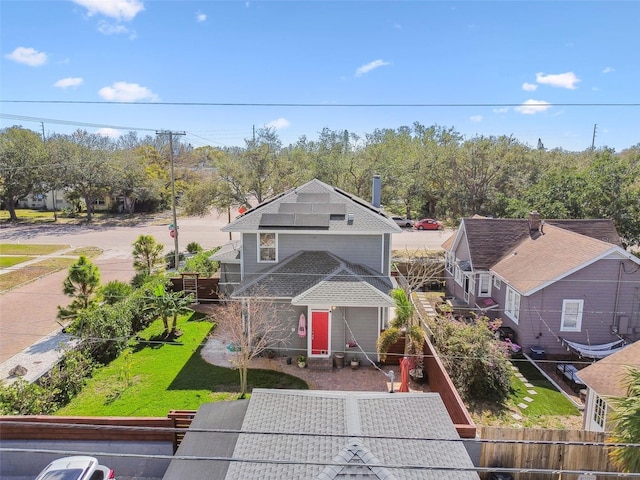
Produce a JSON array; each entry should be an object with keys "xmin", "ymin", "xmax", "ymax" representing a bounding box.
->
[
  {"xmin": 456, "ymin": 217, "xmax": 622, "ymax": 271},
  {"xmin": 163, "ymin": 389, "xmax": 480, "ymax": 480},
  {"xmin": 232, "ymin": 250, "xmax": 394, "ymax": 306}
]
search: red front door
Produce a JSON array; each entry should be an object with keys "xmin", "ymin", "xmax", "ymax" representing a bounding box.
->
[{"xmin": 311, "ymin": 311, "xmax": 329, "ymax": 355}]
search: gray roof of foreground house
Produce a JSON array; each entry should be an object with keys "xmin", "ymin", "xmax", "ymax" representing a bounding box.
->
[
  {"xmin": 222, "ymin": 179, "xmax": 401, "ymax": 234},
  {"xmin": 232, "ymin": 250, "xmax": 395, "ymax": 307},
  {"xmin": 164, "ymin": 389, "xmax": 480, "ymax": 480}
]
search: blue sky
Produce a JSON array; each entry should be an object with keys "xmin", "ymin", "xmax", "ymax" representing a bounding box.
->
[{"xmin": 1, "ymin": 1, "xmax": 639, "ymax": 151}]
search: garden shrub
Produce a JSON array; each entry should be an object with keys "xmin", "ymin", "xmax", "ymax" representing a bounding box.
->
[
  {"xmin": 182, "ymin": 248, "xmax": 220, "ymax": 277},
  {"xmin": 41, "ymin": 348, "xmax": 96, "ymax": 406},
  {"xmin": 100, "ymin": 280, "xmax": 133, "ymax": 305},
  {"xmin": 186, "ymin": 242, "xmax": 202, "ymax": 254},
  {"xmin": 429, "ymin": 316, "xmax": 511, "ymax": 405},
  {"xmin": 0, "ymin": 378, "xmax": 57, "ymax": 415}
]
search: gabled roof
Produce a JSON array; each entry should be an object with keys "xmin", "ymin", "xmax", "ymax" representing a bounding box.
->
[
  {"xmin": 576, "ymin": 341, "xmax": 640, "ymax": 399},
  {"xmin": 491, "ymin": 224, "xmax": 617, "ymax": 294},
  {"xmin": 222, "ymin": 179, "xmax": 401, "ymax": 234},
  {"xmin": 223, "ymin": 389, "xmax": 479, "ymax": 480},
  {"xmin": 232, "ymin": 251, "xmax": 394, "ymax": 307},
  {"xmin": 210, "ymin": 240, "xmax": 241, "ymax": 263}
]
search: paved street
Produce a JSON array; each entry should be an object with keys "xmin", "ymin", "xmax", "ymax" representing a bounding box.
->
[{"xmin": 0, "ymin": 210, "xmax": 451, "ymax": 379}]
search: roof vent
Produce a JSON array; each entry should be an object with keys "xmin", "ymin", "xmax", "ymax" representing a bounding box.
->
[
  {"xmin": 528, "ymin": 211, "xmax": 541, "ymax": 231},
  {"xmin": 347, "ymin": 213, "xmax": 354, "ymax": 225}
]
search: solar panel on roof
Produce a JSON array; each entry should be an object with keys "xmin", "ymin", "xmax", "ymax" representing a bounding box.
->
[
  {"xmin": 313, "ymin": 203, "xmax": 346, "ymax": 214},
  {"xmin": 260, "ymin": 213, "xmax": 295, "ymax": 227},
  {"xmin": 279, "ymin": 203, "xmax": 313, "ymax": 213},
  {"xmin": 294, "ymin": 213, "xmax": 330, "ymax": 227}
]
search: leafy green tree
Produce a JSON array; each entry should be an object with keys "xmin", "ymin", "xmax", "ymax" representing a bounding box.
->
[
  {"xmin": 132, "ymin": 234, "xmax": 165, "ymax": 275},
  {"xmin": 58, "ymin": 255, "xmax": 101, "ymax": 320},
  {"xmin": 183, "ymin": 248, "xmax": 220, "ymax": 277},
  {"xmin": 70, "ymin": 302, "xmax": 134, "ymax": 362},
  {"xmin": 607, "ymin": 368, "xmax": 640, "ymax": 473},
  {"xmin": 429, "ymin": 316, "xmax": 511, "ymax": 405},
  {"xmin": 0, "ymin": 126, "xmax": 48, "ymax": 221},
  {"xmin": 49, "ymin": 130, "xmax": 118, "ymax": 221}
]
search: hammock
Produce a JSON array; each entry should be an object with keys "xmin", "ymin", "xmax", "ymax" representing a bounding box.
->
[{"xmin": 562, "ymin": 338, "xmax": 627, "ymax": 359}]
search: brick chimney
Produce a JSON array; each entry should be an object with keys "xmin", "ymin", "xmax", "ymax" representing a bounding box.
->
[{"xmin": 529, "ymin": 211, "xmax": 541, "ymax": 231}]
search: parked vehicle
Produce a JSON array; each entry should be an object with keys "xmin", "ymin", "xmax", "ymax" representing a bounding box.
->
[
  {"xmin": 392, "ymin": 216, "xmax": 414, "ymax": 227},
  {"xmin": 35, "ymin": 456, "xmax": 116, "ymax": 480},
  {"xmin": 413, "ymin": 218, "xmax": 443, "ymax": 230}
]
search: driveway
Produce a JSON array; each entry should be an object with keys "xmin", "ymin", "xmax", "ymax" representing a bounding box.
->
[{"xmin": 0, "ymin": 210, "xmax": 450, "ymax": 381}]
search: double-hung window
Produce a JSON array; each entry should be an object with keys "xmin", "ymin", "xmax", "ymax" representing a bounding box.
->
[
  {"xmin": 258, "ymin": 232, "xmax": 277, "ymax": 262},
  {"xmin": 478, "ymin": 273, "xmax": 491, "ymax": 297},
  {"xmin": 505, "ymin": 286, "xmax": 520, "ymax": 324},
  {"xmin": 561, "ymin": 299, "xmax": 583, "ymax": 332}
]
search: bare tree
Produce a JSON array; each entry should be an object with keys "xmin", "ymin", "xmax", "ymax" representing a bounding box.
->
[
  {"xmin": 393, "ymin": 247, "xmax": 445, "ymax": 292},
  {"xmin": 210, "ymin": 298, "xmax": 290, "ymax": 398}
]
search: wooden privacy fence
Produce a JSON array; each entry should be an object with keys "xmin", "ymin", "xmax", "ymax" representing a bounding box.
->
[{"xmin": 480, "ymin": 426, "xmax": 620, "ymax": 480}]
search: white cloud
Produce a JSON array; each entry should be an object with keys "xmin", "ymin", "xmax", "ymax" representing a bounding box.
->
[
  {"xmin": 197, "ymin": 12, "xmax": 207, "ymax": 22},
  {"xmin": 470, "ymin": 115, "xmax": 483, "ymax": 123},
  {"xmin": 5, "ymin": 47, "xmax": 48, "ymax": 66},
  {"xmin": 72, "ymin": 0, "xmax": 144, "ymax": 21},
  {"xmin": 98, "ymin": 82, "xmax": 159, "ymax": 102},
  {"xmin": 95, "ymin": 128, "xmax": 121, "ymax": 137},
  {"xmin": 522, "ymin": 82, "xmax": 538, "ymax": 91},
  {"xmin": 54, "ymin": 77, "xmax": 84, "ymax": 89},
  {"xmin": 266, "ymin": 118, "xmax": 290, "ymax": 130},
  {"xmin": 602, "ymin": 66, "xmax": 615, "ymax": 74},
  {"xmin": 98, "ymin": 21, "xmax": 130, "ymax": 35},
  {"xmin": 355, "ymin": 59, "xmax": 390, "ymax": 77},
  {"xmin": 515, "ymin": 99, "xmax": 552, "ymax": 115},
  {"xmin": 536, "ymin": 72, "xmax": 580, "ymax": 89},
  {"xmin": 493, "ymin": 107, "xmax": 509, "ymax": 114}
]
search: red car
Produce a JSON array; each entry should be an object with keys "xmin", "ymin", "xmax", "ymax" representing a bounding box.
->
[{"xmin": 413, "ymin": 218, "xmax": 443, "ymax": 230}]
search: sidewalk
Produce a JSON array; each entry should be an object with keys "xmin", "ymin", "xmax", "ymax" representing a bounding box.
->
[{"xmin": 0, "ymin": 328, "xmax": 77, "ymax": 384}]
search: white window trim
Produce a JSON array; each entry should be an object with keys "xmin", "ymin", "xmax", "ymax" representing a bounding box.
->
[
  {"xmin": 454, "ymin": 265, "xmax": 462, "ymax": 286},
  {"xmin": 478, "ymin": 273, "xmax": 492, "ymax": 297},
  {"xmin": 445, "ymin": 252, "xmax": 454, "ymax": 274},
  {"xmin": 593, "ymin": 394, "xmax": 607, "ymax": 430},
  {"xmin": 257, "ymin": 232, "xmax": 278, "ymax": 263},
  {"xmin": 493, "ymin": 276, "xmax": 501, "ymax": 289},
  {"xmin": 505, "ymin": 286, "xmax": 520, "ymax": 324},
  {"xmin": 561, "ymin": 299, "xmax": 583, "ymax": 332}
]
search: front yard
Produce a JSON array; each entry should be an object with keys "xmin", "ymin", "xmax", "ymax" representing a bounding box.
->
[{"xmin": 56, "ymin": 313, "xmax": 308, "ymax": 417}]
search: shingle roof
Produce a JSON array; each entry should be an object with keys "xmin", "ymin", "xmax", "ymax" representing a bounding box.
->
[
  {"xmin": 222, "ymin": 389, "xmax": 479, "ymax": 480},
  {"xmin": 491, "ymin": 224, "xmax": 615, "ymax": 294},
  {"xmin": 211, "ymin": 240, "xmax": 242, "ymax": 262},
  {"xmin": 576, "ymin": 341, "xmax": 640, "ymax": 399},
  {"xmin": 232, "ymin": 251, "xmax": 394, "ymax": 306},
  {"xmin": 222, "ymin": 179, "xmax": 401, "ymax": 234},
  {"xmin": 545, "ymin": 219, "xmax": 623, "ymax": 247}
]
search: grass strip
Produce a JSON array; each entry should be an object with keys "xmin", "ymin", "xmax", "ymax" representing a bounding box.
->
[
  {"xmin": 0, "ymin": 256, "xmax": 34, "ymax": 268},
  {"xmin": 0, "ymin": 257, "xmax": 76, "ymax": 293},
  {"xmin": 510, "ymin": 358, "xmax": 580, "ymax": 417},
  {"xmin": 57, "ymin": 314, "xmax": 308, "ymax": 417},
  {"xmin": 0, "ymin": 244, "xmax": 70, "ymax": 255}
]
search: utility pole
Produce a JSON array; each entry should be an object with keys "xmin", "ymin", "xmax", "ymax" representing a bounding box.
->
[
  {"xmin": 591, "ymin": 124, "xmax": 597, "ymax": 151},
  {"xmin": 156, "ymin": 130, "xmax": 186, "ymax": 271}
]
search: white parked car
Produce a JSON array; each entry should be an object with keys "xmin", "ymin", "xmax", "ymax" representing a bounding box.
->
[
  {"xmin": 391, "ymin": 216, "xmax": 415, "ymax": 227},
  {"xmin": 35, "ymin": 456, "xmax": 116, "ymax": 480}
]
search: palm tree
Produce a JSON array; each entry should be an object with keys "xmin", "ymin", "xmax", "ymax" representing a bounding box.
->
[
  {"xmin": 149, "ymin": 282, "xmax": 194, "ymax": 337},
  {"xmin": 376, "ymin": 288, "xmax": 423, "ymax": 362},
  {"xmin": 132, "ymin": 234, "xmax": 164, "ymax": 275},
  {"xmin": 607, "ymin": 368, "xmax": 640, "ymax": 473}
]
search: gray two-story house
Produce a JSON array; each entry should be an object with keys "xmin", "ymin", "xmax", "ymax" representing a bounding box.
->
[{"xmin": 213, "ymin": 178, "xmax": 401, "ymax": 363}]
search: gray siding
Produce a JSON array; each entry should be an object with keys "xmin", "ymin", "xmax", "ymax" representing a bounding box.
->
[
  {"xmin": 271, "ymin": 302, "xmax": 307, "ymax": 359},
  {"xmin": 242, "ymin": 232, "xmax": 386, "ymax": 275},
  {"xmin": 502, "ymin": 257, "xmax": 640, "ymax": 354},
  {"xmin": 334, "ymin": 306, "xmax": 380, "ymax": 363},
  {"xmin": 218, "ymin": 263, "xmax": 241, "ymax": 297}
]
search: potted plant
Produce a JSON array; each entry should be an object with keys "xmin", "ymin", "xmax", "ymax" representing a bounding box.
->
[
  {"xmin": 350, "ymin": 356, "xmax": 360, "ymax": 369},
  {"xmin": 297, "ymin": 355, "xmax": 306, "ymax": 368}
]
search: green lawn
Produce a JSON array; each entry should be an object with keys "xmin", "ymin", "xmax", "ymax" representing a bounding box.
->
[
  {"xmin": 0, "ymin": 256, "xmax": 34, "ymax": 268},
  {"xmin": 57, "ymin": 313, "xmax": 308, "ymax": 417},
  {"xmin": 510, "ymin": 357, "xmax": 580, "ymax": 418},
  {"xmin": 0, "ymin": 244, "xmax": 69, "ymax": 255}
]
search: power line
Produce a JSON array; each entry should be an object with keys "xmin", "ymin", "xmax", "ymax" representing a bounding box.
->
[{"xmin": 2, "ymin": 100, "xmax": 640, "ymax": 107}]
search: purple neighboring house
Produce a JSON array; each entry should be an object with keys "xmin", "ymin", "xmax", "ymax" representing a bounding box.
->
[{"xmin": 441, "ymin": 212, "xmax": 640, "ymax": 355}]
